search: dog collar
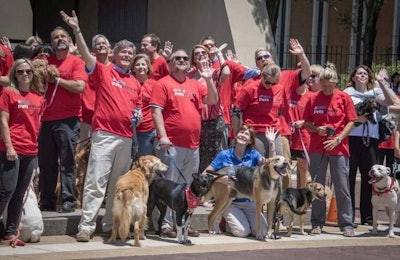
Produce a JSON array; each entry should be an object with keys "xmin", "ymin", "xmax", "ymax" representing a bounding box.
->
[
  {"xmin": 372, "ymin": 177, "xmax": 396, "ymax": 195},
  {"xmin": 186, "ymin": 187, "xmax": 201, "ymax": 209}
]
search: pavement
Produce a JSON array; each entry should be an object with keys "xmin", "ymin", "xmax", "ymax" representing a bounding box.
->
[{"xmin": 2, "ymin": 173, "xmax": 400, "ymax": 259}]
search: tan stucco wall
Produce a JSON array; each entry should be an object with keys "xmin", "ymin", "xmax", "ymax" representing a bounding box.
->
[
  {"xmin": 0, "ymin": 0, "xmax": 33, "ymax": 41},
  {"xmin": 148, "ymin": 0, "xmax": 275, "ymax": 67}
]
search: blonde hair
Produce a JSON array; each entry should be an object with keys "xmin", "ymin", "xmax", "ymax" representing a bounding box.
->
[
  {"xmin": 262, "ymin": 62, "xmax": 281, "ymax": 79},
  {"xmin": 310, "ymin": 64, "xmax": 324, "ymax": 77},
  {"xmin": 320, "ymin": 62, "xmax": 338, "ymax": 83},
  {"xmin": 9, "ymin": 59, "xmax": 44, "ymax": 94},
  {"xmin": 132, "ymin": 54, "xmax": 152, "ymax": 75}
]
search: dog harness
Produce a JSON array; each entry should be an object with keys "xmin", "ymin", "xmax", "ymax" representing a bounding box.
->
[
  {"xmin": 372, "ymin": 177, "xmax": 396, "ymax": 195},
  {"xmin": 186, "ymin": 187, "xmax": 201, "ymax": 209}
]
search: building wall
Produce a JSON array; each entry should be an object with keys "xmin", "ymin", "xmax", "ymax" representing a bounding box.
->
[
  {"xmin": 0, "ymin": 0, "xmax": 33, "ymax": 42},
  {"xmin": 148, "ymin": 0, "xmax": 275, "ymax": 67}
]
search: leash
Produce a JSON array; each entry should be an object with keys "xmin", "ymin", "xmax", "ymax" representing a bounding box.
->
[
  {"xmin": 76, "ymin": 136, "xmax": 91, "ymax": 145},
  {"xmin": 166, "ymin": 150, "xmax": 188, "ymax": 184},
  {"xmin": 131, "ymin": 107, "xmax": 142, "ymax": 163}
]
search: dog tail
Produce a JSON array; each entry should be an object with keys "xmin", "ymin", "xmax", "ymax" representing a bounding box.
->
[
  {"xmin": 118, "ymin": 189, "xmax": 134, "ymax": 241},
  {"xmin": 283, "ymin": 195, "xmax": 308, "ymax": 215}
]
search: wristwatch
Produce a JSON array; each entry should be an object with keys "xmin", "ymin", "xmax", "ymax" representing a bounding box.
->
[{"xmin": 336, "ymin": 137, "xmax": 341, "ymax": 144}]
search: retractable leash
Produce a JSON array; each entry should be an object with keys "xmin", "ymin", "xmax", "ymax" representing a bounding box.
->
[{"xmin": 290, "ymin": 122, "xmax": 311, "ymax": 166}]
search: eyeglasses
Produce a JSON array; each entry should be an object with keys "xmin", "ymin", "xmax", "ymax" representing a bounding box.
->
[
  {"xmin": 256, "ymin": 54, "xmax": 271, "ymax": 61},
  {"xmin": 264, "ymin": 79, "xmax": 278, "ymax": 86},
  {"xmin": 194, "ymin": 51, "xmax": 207, "ymax": 56},
  {"xmin": 16, "ymin": 69, "xmax": 33, "ymax": 75},
  {"xmin": 174, "ymin": 56, "xmax": 189, "ymax": 61}
]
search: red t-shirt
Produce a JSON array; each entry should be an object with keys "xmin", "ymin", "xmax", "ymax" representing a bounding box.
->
[
  {"xmin": 234, "ymin": 79, "xmax": 285, "ymax": 133},
  {"xmin": 42, "ymin": 54, "xmax": 87, "ymax": 121},
  {"xmin": 187, "ymin": 68, "xmax": 223, "ymax": 120},
  {"xmin": 136, "ymin": 79, "xmax": 156, "ymax": 133},
  {"xmin": 80, "ymin": 77, "xmax": 95, "ymax": 124},
  {"xmin": 279, "ymin": 70, "xmax": 302, "ymax": 136},
  {"xmin": 90, "ymin": 62, "xmax": 142, "ymax": 138},
  {"xmin": 303, "ymin": 89, "xmax": 357, "ymax": 156},
  {"xmin": 0, "ymin": 44, "xmax": 14, "ymax": 87},
  {"xmin": 149, "ymin": 56, "xmax": 169, "ymax": 80},
  {"xmin": 288, "ymin": 90, "xmax": 313, "ymax": 151},
  {"xmin": 150, "ymin": 75, "xmax": 208, "ymax": 148},
  {"xmin": 0, "ymin": 88, "xmax": 44, "ymax": 155},
  {"xmin": 378, "ymin": 133, "xmax": 395, "ymax": 149},
  {"xmin": 211, "ymin": 60, "xmax": 247, "ymax": 124}
]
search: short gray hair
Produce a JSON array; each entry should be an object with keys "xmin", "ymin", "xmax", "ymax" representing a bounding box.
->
[
  {"xmin": 113, "ymin": 39, "xmax": 136, "ymax": 55},
  {"xmin": 91, "ymin": 34, "xmax": 110, "ymax": 49}
]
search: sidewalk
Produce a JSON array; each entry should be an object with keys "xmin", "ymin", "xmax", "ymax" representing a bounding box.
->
[{"xmin": 1, "ymin": 223, "xmax": 400, "ymax": 260}]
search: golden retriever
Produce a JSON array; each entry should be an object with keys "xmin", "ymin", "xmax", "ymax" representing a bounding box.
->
[{"xmin": 108, "ymin": 155, "xmax": 168, "ymax": 246}]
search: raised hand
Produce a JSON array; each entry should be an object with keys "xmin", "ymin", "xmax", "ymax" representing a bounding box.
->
[
  {"xmin": 162, "ymin": 41, "xmax": 174, "ymax": 59},
  {"xmin": 289, "ymin": 38, "xmax": 304, "ymax": 56},
  {"xmin": 198, "ymin": 61, "xmax": 213, "ymax": 79},
  {"xmin": 0, "ymin": 36, "xmax": 12, "ymax": 50},
  {"xmin": 265, "ymin": 126, "xmax": 278, "ymax": 142},
  {"xmin": 376, "ymin": 68, "xmax": 389, "ymax": 82},
  {"xmin": 60, "ymin": 10, "xmax": 80, "ymax": 31}
]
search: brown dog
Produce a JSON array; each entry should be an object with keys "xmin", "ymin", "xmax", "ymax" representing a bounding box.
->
[
  {"xmin": 108, "ymin": 155, "xmax": 168, "ymax": 247},
  {"xmin": 31, "ymin": 58, "xmax": 59, "ymax": 84},
  {"xmin": 75, "ymin": 139, "xmax": 92, "ymax": 208},
  {"xmin": 276, "ymin": 182, "xmax": 326, "ymax": 237},
  {"xmin": 204, "ymin": 155, "xmax": 289, "ymax": 240}
]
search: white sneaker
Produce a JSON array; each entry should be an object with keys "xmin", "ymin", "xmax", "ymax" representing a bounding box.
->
[{"xmin": 76, "ymin": 230, "xmax": 91, "ymax": 242}]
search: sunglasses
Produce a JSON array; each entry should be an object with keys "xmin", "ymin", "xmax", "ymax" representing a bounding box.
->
[
  {"xmin": 309, "ymin": 74, "xmax": 317, "ymax": 79},
  {"xmin": 16, "ymin": 69, "xmax": 33, "ymax": 75},
  {"xmin": 194, "ymin": 51, "xmax": 207, "ymax": 56},
  {"xmin": 264, "ymin": 79, "xmax": 278, "ymax": 86},
  {"xmin": 174, "ymin": 56, "xmax": 189, "ymax": 61},
  {"xmin": 256, "ymin": 54, "xmax": 271, "ymax": 61}
]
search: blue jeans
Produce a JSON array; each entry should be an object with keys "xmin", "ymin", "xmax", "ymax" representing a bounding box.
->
[
  {"xmin": 137, "ymin": 130, "xmax": 156, "ymax": 157},
  {"xmin": 0, "ymin": 152, "xmax": 36, "ymax": 237},
  {"xmin": 38, "ymin": 116, "xmax": 79, "ymax": 209}
]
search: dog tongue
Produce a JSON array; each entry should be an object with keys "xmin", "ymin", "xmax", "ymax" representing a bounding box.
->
[
  {"xmin": 277, "ymin": 167, "xmax": 287, "ymax": 176},
  {"xmin": 368, "ymin": 176, "xmax": 381, "ymax": 184}
]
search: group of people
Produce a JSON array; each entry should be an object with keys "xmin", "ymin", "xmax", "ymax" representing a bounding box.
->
[{"xmin": 1, "ymin": 9, "xmax": 400, "ymax": 246}]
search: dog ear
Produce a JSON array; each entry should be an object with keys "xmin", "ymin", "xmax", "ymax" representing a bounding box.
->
[{"xmin": 192, "ymin": 173, "xmax": 199, "ymax": 180}]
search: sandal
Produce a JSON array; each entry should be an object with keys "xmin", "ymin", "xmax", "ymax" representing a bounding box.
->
[
  {"xmin": 3, "ymin": 235, "xmax": 25, "ymax": 248},
  {"xmin": 343, "ymin": 229, "xmax": 355, "ymax": 237},
  {"xmin": 310, "ymin": 226, "xmax": 321, "ymax": 235}
]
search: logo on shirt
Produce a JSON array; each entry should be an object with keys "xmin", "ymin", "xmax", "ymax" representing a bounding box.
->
[
  {"xmin": 259, "ymin": 95, "xmax": 271, "ymax": 102},
  {"xmin": 17, "ymin": 99, "xmax": 30, "ymax": 109},
  {"xmin": 289, "ymin": 99, "xmax": 298, "ymax": 108},
  {"xmin": 314, "ymin": 105, "xmax": 326, "ymax": 114},
  {"xmin": 173, "ymin": 88, "xmax": 196, "ymax": 100}
]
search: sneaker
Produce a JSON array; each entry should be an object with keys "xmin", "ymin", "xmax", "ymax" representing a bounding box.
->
[
  {"xmin": 159, "ymin": 227, "xmax": 177, "ymax": 238},
  {"xmin": 188, "ymin": 226, "xmax": 200, "ymax": 237},
  {"xmin": 59, "ymin": 202, "xmax": 75, "ymax": 213},
  {"xmin": 310, "ymin": 226, "xmax": 322, "ymax": 235},
  {"xmin": 76, "ymin": 230, "xmax": 91, "ymax": 242},
  {"xmin": 343, "ymin": 229, "xmax": 355, "ymax": 237}
]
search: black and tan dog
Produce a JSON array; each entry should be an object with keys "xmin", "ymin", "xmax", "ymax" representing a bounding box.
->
[
  {"xmin": 147, "ymin": 172, "xmax": 216, "ymax": 244},
  {"xmin": 204, "ymin": 155, "xmax": 289, "ymax": 240},
  {"xmin": 276, "ymin": 182, "xmax": 326, "ymax": 237},
  {"xmin": 354, "ymin": 98, "xmax": 379, "ymax": 126}
]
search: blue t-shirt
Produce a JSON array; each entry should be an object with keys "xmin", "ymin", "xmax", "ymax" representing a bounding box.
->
[{"xmin": 210, "ymin": 147, "xmax": 262, "ymax": 171}]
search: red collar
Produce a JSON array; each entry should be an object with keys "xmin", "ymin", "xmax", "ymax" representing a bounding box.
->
[
  {"xmin": 186, "ymin": 187, "xmax": 201, "ymax": 209},
  {"xmin": 372, "ymin": 177, "xmax": 395, "ymax": 195}
]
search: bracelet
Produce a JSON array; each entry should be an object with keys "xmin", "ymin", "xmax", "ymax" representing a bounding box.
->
[
  {"xmin": 75, "ymin": 30, "xmax": 81, "ymax": 34},
  {"xmin": 55, "ymin": 77, "xmax": 60, "ymax": 86}
]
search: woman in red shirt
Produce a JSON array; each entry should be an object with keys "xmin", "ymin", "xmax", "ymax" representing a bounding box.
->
[
  {"xmin": 0, "ymin": 59, "xmax": 44, "ymax": 245},
  {"xmin": 304, "ymin": 62, "xmax": 357, "ymax": 237}
]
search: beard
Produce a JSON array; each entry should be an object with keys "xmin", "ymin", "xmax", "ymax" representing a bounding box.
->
[{"xmin": 55, "ymin": 40, "xmax": 69, "ymax": 51}]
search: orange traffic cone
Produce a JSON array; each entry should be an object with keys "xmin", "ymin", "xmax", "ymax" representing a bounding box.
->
[{"xmin": 326, "ymin": 186, "xmax": 338, "ymax": 225}]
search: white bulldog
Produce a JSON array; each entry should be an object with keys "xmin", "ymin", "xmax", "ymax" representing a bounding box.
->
[{"xmin": 369, "ymin": 164, "xmax": 400, "ymax": 238}]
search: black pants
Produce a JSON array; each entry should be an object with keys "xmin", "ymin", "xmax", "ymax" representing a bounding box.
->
[
  {"xmin": 377, "ymin": 148, "xmax": 395, "ymax": 172},
  {"xmin": 348, "ymin": 136, "xmax": 378, "ymax": 223},
  {"xmin": 38, "ymin": 116, "xmax": 79, "ymax": 209},
  {"xmin": 0, "ymin": 152, "xmax": 36, "ymax": 237}
]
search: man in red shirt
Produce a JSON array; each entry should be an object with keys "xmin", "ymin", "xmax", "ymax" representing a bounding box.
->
[
  {"xmin": 61, "ymin": 10, "xmax": 142, "ymax": 242},
  {"xmin": 140, "ymin": 33, "xmax": 169, "ymax": 80},
  {"xmin": 38, "ymin": 26, "xmax": 87, "ymax": 214},
  {"xmin": 150, "ymin": 49, "xmax": 218, "ymax": 238}
]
